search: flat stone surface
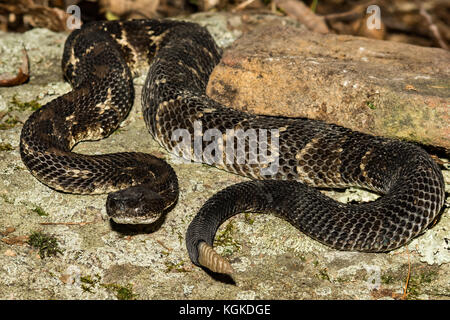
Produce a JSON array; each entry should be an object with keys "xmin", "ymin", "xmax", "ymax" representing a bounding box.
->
[
  {"xmin": 207, "ymin": 20, "xmax": 450, "ymax": 149},
  {"xmin": 0, "ymin": 13, "xmax": 449, "ymax": 300}
]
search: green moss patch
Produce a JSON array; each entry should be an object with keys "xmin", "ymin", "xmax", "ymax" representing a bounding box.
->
[{"xmin": 27, "ymin": 231, "xmax": 63, "ymax": 258}]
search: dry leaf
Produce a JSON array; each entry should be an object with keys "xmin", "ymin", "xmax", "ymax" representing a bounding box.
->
[
  {"xmin": 275, "ymin": 0, "xmax": 329, "ymax": 34},
  {"xmin": 0, "ymin": 48, "xmax": 29, "ymax": 87},
  {"xmin": 0, "ymin": 0, "xmax": 74, "ymax": 31},
  {"xmin": 405, "ymin": 84, "xmax": 417, "ymax": 91},
  {"xmin": 0, "ymin": 227, "xmax": 16, "ymax": 236}
]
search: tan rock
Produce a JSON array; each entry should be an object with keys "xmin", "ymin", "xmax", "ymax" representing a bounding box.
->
[{"xmin": 207, "ymin": 21, "xmax": 449, "ymax": 149}]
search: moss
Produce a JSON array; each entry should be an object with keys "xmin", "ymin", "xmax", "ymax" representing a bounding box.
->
[
  {"xmin": 32, "ymin": 206, "xmax": 48, "ymax": 217},
  {"xmin": 101, "ymin": 283, "xmax": 137, "ymax": 300},
  {"xmin": 312, "ymin": 260, "xmax": 331, "ymax": 282},
  {"xmin": 177, "ymin": 231, "xmax": 184, "ymax": 246},
  {"xmin": 316, "ymin": 267, "xmax": 331, "ymax": 282},
  {"xmin": 80, "ymin": 274, "xmax": 100, "ymax": 293},
  {"xmin": 379, "ymin": 264, "xmax": 440, "ymax": 300},
  {"xmin": 405, "ymin": 267, "xmax": 439, "ymax": 299},
  {"xmin": 366, "ymin": 101, "xmax": 376, "ymax": 110},
  {"xmin": 381, "ymin": 273, "xmax": 395, "ymax": 285},
  {"xmin": 27, "ymin": 231, "xmax": 63, "ymax": 258},
  {"xmin": 0, "ymin": 117, "xmax": 19, "ymax": 130},
  {"xmin": 111, "ymin": 128, "xmax": 124, "ymax": 135},
  {"xmin": 165, "ymin": 260, "xmax": 189, "ymax": 273},
  {"xmin": 80, "ymin": 272, "xmax": 138, "ymax": 299},
  {"xmin": 10, "ymin": 95, "xmax": 42, "ymax": 111},
  {"xmin": 0, "ymin": 194, "xmax": 13, "ymax": 204},
  {"xmin": 0, "ymin": 142, "xmax": 14, "ymax": 151},
  {"xmin": 0, "ymin": 95, "xmax": 42, "ymax": 131},
  {"xmin": 80, "ymin": 274, "xmax": 99, "ymax": 285},
  {"xmin": 214, "ymin": 221, "xmax": 241, "ymax": 255},
  {"xmin": 335, "ymin": 276, "xmax": 351, "ymax": 283},
  {"xmin": 244, "ymin": 213, "xmax": 255, "ymax": 225}
]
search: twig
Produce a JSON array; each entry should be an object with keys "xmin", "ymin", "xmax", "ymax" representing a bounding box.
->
[
  {"xmin": 156, "ymin": 239, "xmax": 172, "ymax": 251},
  {"xmin": 233, "ymin": 0, "xmax": 257, "ymax": 12},
  {"xmin": 402, "ymin": 246, "xmax": 411, "ymax": 300},
  {"xmin": 274, "ymin": 0, "xmax": 329, "ymax": 34},
  {"xmin": 39, "ymin": 220, "xmax": 96, "ymax": 226}
]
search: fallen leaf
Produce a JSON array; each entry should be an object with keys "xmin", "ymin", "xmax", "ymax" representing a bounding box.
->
[
  {"xmin": 60, "ymin": 274, "xmax": 73, "ymax": 284},
  {"xmin": 0, "ymin": 227, "xmax": 16, "ymax": 236},
  {"xmin": 0, "ymin": 48, "xmax": 29, "ymax": 87},
  {"xmin": 1, "ymin": 235, "xmax": 29, "ymax": 245}
]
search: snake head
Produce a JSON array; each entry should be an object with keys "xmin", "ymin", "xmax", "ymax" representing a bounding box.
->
[{"xmin": 106, "ymin": 185, "xmax": 166, "ymax": 224}]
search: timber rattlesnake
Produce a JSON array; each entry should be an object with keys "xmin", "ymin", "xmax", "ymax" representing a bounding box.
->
[{"xmin": 20, "ymin": 19, "xmax": 445, "ymax": 274}]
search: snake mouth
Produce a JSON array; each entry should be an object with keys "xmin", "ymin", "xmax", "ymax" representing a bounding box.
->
[{"xmin": 106, "ymin": 185, "xmax": 165, "ymax": 225}]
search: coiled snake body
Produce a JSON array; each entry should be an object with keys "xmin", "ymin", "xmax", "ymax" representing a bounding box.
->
[{"xmin": 20, "ymin": 20, "xmax": 445, "ymax": 274}]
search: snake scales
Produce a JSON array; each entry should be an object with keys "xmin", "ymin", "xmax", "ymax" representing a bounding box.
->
[{"xmin": 20, "ymin": 19, "xmax": 445, "ymax": 274}]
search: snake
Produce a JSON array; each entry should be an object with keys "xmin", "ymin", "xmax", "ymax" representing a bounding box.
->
[{"xmin": 20, "ymin": 19, "xmax": 445, "ymax": 275}]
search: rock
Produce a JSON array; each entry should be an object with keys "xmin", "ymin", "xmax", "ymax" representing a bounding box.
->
[{"xmin": 207, "ymin": 20, "xmax": 450, "ymax": 149}]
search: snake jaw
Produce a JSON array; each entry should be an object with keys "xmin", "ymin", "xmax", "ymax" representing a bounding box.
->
[{"xmin": 197, "ymin": 241, "xmax": 234, "ymax": 274}]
